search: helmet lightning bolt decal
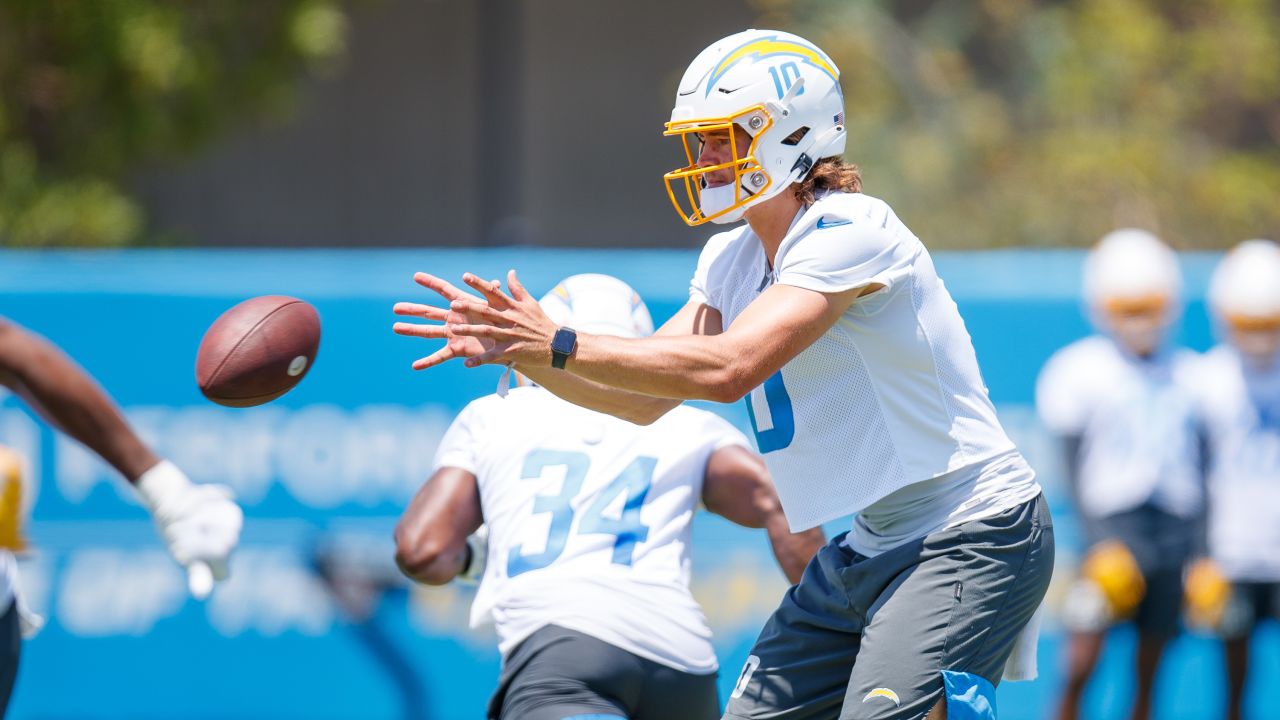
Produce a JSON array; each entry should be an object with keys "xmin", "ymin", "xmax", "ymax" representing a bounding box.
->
[{"xmin": 705, "ymin": 35, "xmax": 839, "ymax": 97}]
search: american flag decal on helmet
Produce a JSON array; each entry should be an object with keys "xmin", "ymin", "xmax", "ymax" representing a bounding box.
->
[{"xmin": 833, "ymin": 111, "xmax": 844, "ymax": 125}]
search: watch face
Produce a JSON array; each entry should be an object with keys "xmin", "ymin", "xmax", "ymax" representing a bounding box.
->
[{"xmin": 553, "ymin": 327, "xmax": 576, "ymax": 354}]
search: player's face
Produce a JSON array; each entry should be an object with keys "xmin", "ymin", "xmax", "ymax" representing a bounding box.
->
[
  {"xmin": 695, "ymin": 126, "xmax": 753, "ymax": 188},
  {"xmin": 1101, "ymin": 294, "xmax": 1169, "ymax": 357},
  {"xmin": 1225, "ymin": 314, "xmax": 1280, "ymax": 368}
]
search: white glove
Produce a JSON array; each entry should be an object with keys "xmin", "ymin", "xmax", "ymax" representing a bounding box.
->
[
  {"xmin": 16, "ymin": 593, "xmax": 44, "ymax": 640},
  {"xmin": 137, "ymin": 460, "xmax": 243, "ymax": 599},
  {"xmin": 457, "ymin": 526, "xmax": 488, "ymax": 584}
]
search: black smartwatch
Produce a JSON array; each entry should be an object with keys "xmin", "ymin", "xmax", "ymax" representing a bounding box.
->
[{"xmin": 550, "ymin": 327, "xmax": 578, "ymax": 369}]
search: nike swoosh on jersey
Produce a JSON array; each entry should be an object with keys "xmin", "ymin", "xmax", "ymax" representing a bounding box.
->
[{"xmin": 815, "ymin": 216, "xmax": 852, "ymax": 229}]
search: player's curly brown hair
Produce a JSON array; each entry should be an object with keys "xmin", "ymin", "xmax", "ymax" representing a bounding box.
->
[{"xmin": 793, "ymin": 157, "xmax": 862, "ymax": 205}]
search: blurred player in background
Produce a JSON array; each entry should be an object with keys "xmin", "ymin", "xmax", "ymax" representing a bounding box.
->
[
  {"xmin": 394, "ymin": 275, "xmax": 824, "ymax": 720},
  {"xmin": 1192, "ymin": 239, "xmax": 1280, "ymax": 720},
  {"xmin": 0, "ymin": 318, "xmax": 243, "ymax": 717},
  {"xmin": 1036, "ymin": 230, "xmax": 1205, "ymax": 720},
  {"xmin": 396, "ymin": 29, "xmax": 1052, "ymax": 720}
]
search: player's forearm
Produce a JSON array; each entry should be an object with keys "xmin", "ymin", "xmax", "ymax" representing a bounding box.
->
[
  {"xmin": 393, "ymin": 509, "xmax": 470, "ymax": 585},
  {"xmin": 568, "ymin": 332, "xmax": 763, "ymax": 404},
  {"xmin": 394, "ymin": 467, "xmax": 483, "ymax": 585},
  {"xmin": 0, "ymin": 322, "xmax": 158, "ymax": 482},
  {"xmin": 514, "ymin": 365, "xmax": 681, "ymax": 425},
  {"xmin": 701, "ymin": 445, "xmax": 823, "ymax": 584},
  {"xmin": 767, "ymin": 518, "xmax": 825, "ymax": 585}
]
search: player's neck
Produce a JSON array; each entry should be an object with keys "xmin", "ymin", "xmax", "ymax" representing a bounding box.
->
[{"xmin": 744, "ymin": 189, "xmax": 804, "ymax": 268}]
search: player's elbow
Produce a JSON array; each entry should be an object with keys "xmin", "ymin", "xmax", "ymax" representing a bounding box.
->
[
  {"xmin": 706, "ymin": 365, "xmax": 759, "ymax": 404},
  {"xmin": 622, "ymin": 407, "xmax": 663, "ymax": 426},
  {"xmin": 619, "ymin": 398, "xmax": 680, "ymax": 426},
  {"xmin": 394, "ymin": 532, "xmax": 455, "ymax": 585}
]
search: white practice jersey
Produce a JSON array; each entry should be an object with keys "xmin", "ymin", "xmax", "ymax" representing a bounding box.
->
[
  {"xmin": 434, "ymin": 386, "xmax": 752, "ymax": 674},
  {"xmin": 691, "ymin": 192, "xmax": 1020, "ymax": 530},
  {"xmin": 1036, "ymin": 335, "xmax": 1203, "ymax": 520},
  {"xmin": 1193, "ymin": 346, "xmax": 1280, "ymax": 581}
]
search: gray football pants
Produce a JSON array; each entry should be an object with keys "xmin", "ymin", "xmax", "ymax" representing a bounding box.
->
[{"xmin": 725, "ymin": 494, "xmax": 1053, "ymax": 720}]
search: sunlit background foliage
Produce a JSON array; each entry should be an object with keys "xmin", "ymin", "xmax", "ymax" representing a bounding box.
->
[
  {"xmin": 0, "ymin": 0, "xmax": 347, "ymax": 247},
  {"xmin": 1, "ymin": 0, "xmax": 1277, "ymax": 248},
  {"xmin": 755, "ymin": 0, "xmax": 1280, "ymax": 248}
]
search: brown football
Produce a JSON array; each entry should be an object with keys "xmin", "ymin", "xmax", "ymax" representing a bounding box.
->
[{"xmin": 196, "ymin": 296, "xmax": 321, "ymax": 407}]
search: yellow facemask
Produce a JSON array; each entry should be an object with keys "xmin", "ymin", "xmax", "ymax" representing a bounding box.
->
[{"xmin": 662, "ymin": 107, "xmax": 773, "ymax": 226}]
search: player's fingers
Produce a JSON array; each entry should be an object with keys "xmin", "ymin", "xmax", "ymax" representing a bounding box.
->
[
  {"xmin": 462, "ymin": 273, "xmax": 514, "ymax": 310},
  {"xmin": 392, "ymin": 302, "xmax": 448, "ymax": 321},
  {"xmin": 449, "ymin": 299, "xmax": 510, "ymax": 325},
  {"xmin": 463, "ymin": 347, "xmax": 510, "ymax": 367},
  {"xmin": 507, "ymin": 269, "xmax": 531, "ymax": 302},
  {"xmin": 414, "ymin": 272, "xmax": 472, "ymax": 302},
  {"xmin": 412, "ymin": 346, "xmax": 457, "ymax": 371},
  {"xmin": 392, "ymin": 322, "xmax": 448, "ymax": 339},
  {"xmin": 187, "ymin": 562, "xmax": 215, "ymax": 600}
]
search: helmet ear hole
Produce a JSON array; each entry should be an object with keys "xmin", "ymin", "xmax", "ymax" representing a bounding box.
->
[{"xmin": 781, "ymin": 127, "xmax": 810, "ymax": 146}]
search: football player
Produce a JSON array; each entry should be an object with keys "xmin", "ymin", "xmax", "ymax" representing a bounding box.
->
[
  {"xmin": 1036, "ymin": 230, "xmax": 1204, "ymax": 720},
  {"xmin": 395, "ymin": 30, "xmax": 1052, "ymax": 719},
  {"xmin": 0, "ymin": 318, "xmax": 243, "ymax": 715},
  {"xmin": 394, "ymin": 275, "xmax": 824, "ymax": 720},
  {"xmin": 1193, "ymin": 239, "xmax": 1280, "ymax": 720}
]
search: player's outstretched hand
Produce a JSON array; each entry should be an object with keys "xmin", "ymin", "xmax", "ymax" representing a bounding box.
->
[
  {"xmin": 393, "ymin": 272, "xmax": 499, "ymax": 370},
  {"xmin": 448, "ymin": 270, "xmax": 559, "ymax": 368},
  {"xmin": 137, "ymin": 461, "xmax": 244, "ymax": 600}
]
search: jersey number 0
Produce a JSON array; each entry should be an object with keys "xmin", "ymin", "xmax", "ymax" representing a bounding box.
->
[{"xmin": 746, "ymin": 371, "xmax": 795, "ymax": 452}]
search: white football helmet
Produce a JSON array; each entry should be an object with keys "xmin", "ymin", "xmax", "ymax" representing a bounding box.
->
[
  {"xmin": 539, "ymin": 274, "xmax": 654, "ymax": 338},
  {"xmin": 1208, "ymin": 239, "xmax": 1280, "ymax": 359},
  {"xmin": 1082, "ymin": 228, "xmax": 1181, "ymax": 354},
  {"xmin": 664, "ymin": 29, "xmax": 846, "ymax": 226}
]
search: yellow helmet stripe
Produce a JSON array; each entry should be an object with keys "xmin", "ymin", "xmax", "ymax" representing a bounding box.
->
[{"xmin": 706, "ymin": 36, "xmax": 839, "ymax": 97}]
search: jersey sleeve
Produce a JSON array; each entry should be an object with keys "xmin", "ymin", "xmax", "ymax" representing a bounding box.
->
[
  {"xmin": 697, "ymin": 411, "xmax": 753, "ymax": 453},
  {"xmin": 432, "ymin": 401, "xmax": 484, "ymax": 474},
  {"xmin": 774, "ymin": 217, "xmax": 909, "ymax": 296},
  {"xmin": 1035, "ymin": 348, "xmax": 1088, "ymax": 435},
  {"xmin": 689, "ymin": 232, "xmax": 739, "ymax": 310},
  {"xmin": 689, "ymin": 249, "xmax": 713, "ymax": 307}
]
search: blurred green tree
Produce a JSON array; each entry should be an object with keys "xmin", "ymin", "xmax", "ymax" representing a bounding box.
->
[
  {"xmin": 754, "ymin": 0, "xmax": 1280, "ymax": 248},
  {"xmin": 0, "ymin": 0, "xmax": 348, "ymax": 247}
]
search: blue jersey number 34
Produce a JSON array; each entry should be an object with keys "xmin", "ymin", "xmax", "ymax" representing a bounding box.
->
[{"xmin": 507, "ymin": 450, "xmax": 655, "ymax": 578}]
